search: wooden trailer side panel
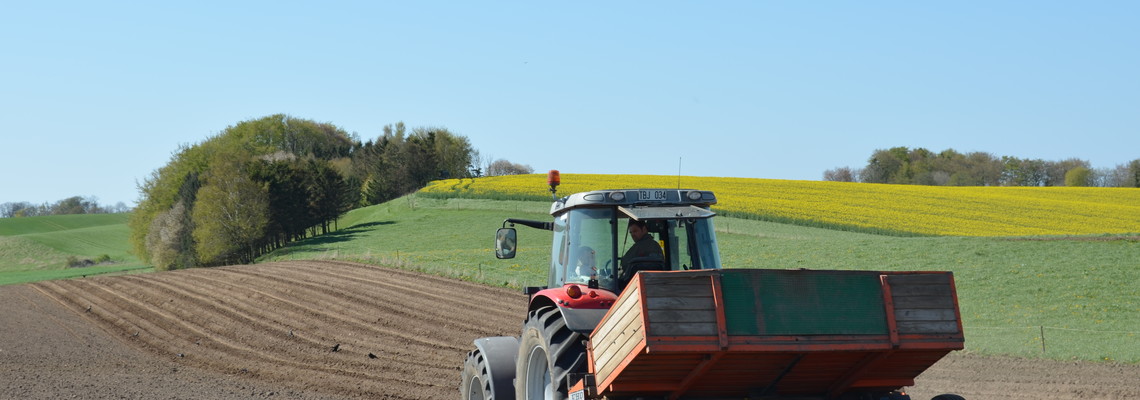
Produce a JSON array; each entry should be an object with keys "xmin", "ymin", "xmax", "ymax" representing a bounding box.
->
[
  {"xmin": 642, "ymin": 272, "xmax": 720, "ymax": 337},
  {"xmin": 888, "ymin": 273, "xmax": 963, "ymax": 336},
  {"xmin": 591, "ymin": 271, "xmax": 723, "ymax": 391},
  {"xmin": 591, "ymin": 285, "xmax": 646, "ymax": 387}
]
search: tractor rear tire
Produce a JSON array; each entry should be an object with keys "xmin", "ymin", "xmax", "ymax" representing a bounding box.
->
[
  {"xmin": 461, "ymin": 348, "xmax": 494, "ymax": 400},
  {"xmin": 515, "ymin": 306, "xmax": 588, "ymax": 400}
]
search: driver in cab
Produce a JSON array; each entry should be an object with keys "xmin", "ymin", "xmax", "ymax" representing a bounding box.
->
[{"xmin": 621, "ymin": 219, "xmax": 664, "ymax": 279}]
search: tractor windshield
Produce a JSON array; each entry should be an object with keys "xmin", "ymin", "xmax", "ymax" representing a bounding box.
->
[
  {"xmin": 556, "ymin": 208, "xmax": 618, "ymax": 290},
  {"xmin": 553, "ymin": 206, "xmax": 722, "ymax": 293}
]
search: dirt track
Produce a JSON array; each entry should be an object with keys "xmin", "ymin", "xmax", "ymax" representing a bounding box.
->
[{"xmin": 2, "ymin": 261, "xmax": 1138, "ymax": 399}]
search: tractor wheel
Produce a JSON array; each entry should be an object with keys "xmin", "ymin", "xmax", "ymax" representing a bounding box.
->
[
  {"xmin": 461, "ymin": 348, "xmax": 494, "ymax": 400},
  {"xmin": 515, "ymin": 306, "xmax": 588, "ymax": 400}
]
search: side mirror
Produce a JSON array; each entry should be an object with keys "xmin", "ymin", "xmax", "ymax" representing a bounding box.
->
[{"xmin": 495, "ymin": 228, "xmax": 517, "ymax": 259}]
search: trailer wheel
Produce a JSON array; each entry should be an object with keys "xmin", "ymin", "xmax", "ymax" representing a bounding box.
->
[
  {"xmin": 461, "ymin": 348, "xmax": 494, "ymax": 400},
  {"xmin": 462, "ymin": 337, "xmax": 519, "ymax": 400},
  {"xmin": 931, "ymin": 395, "xmax": 965, "ymax": 400},
  {"xmin": 516, "ymin": 306, "xmax": 588, "ymax": 400}
]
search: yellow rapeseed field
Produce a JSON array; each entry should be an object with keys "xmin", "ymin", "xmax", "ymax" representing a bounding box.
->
[{"xmin": 420, "ymin": 174, "xmax": 1140, "ymax": 237}]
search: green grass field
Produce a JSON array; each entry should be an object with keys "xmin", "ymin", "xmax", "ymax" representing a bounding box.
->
[
  {"xmin": 0, "ymin": 213, "xmax": 129, "ymax": 236},
  {"xmin": 0, "ymin": 213, "xmax": 147, "ymax": 285},
  {"xmin": 260, "ymin": 195, "xmax": 1140, "ymax": 363},
  {"xmin": 259, "ymin": 196, "xmax": 556, "ymax": 289}
]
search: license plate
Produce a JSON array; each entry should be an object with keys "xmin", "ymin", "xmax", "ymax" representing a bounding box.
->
[
  {"xmin": 638, "ymin": 190, "xmax": 667, "ymax": 201},
  {"xmin": 569, "ymin": 390, "xmax": 585, "ymax": 400}
]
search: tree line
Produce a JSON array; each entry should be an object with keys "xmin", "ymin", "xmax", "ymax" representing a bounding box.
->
[
  {"xmin": 825, "ymin": 147, "xmax": 1140, "ymax": 187},
  {"xmin": 130, "ymin": 114, "xmax": 529, "ymax": 270},
  {"xmin": 1, "ymin": 196, "xmax": 131, "ymax": 218}
]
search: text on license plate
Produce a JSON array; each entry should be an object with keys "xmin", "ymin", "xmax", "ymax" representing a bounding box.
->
[{"xmin": 638, "ymin": 190, "xmax": 667, "ymax": 201}]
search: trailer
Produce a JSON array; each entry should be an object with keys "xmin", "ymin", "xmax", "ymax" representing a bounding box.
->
[{"xmin": 578, "ymin": 269, "xmax": 963, "ymax": 399}]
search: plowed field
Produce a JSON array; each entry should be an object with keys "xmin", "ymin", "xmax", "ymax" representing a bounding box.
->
[{"xmin": 3, "ymin": 261, "xmax": 1138, "ymax": 399}]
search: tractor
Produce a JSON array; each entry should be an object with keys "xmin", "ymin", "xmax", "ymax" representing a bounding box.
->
[{"xmin": 461, "ymin": 172, "xmax": 965, "ymax": 400}]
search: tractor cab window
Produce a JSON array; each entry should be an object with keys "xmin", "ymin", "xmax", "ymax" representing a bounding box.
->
[
  {"xmin": 551, "ymin": 213, "xmax": 569, "ymax": 287},
  {"xmin": 668, "ymin": 217, "xmax": 722, "ymax": 270},
  {"xmin": 618, "ymin": 215, "xmax": 722, "ymax": 281},
  {"xmin": 617, "ymin": 206, "xmax": 723, "ymax": 273},
  {"xmin": 560, "ymin": 208, "xmax": 618, "ymax": 290},
  {"xmin": 556, "ymin": 206, "xmax": 722, "ymax": 293}
]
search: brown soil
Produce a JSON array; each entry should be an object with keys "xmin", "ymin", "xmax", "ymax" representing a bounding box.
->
[{"xmin": 2, "ymin": 260, "xmax": 1137, "ymax": 399}]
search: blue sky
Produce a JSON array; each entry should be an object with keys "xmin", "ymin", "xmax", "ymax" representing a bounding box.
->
[{"xmin": 2, "ymin": 1, "xmax": 1137, "ymax": 206}]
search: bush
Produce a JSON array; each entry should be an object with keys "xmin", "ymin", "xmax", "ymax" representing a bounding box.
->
[
  {"xmin": 66, "ymin": 256, "xmax": 93, "ymax": 268},
  {"xmin": 1065, "ymin": 167, "xmax": 1091, "ymax": 187}
]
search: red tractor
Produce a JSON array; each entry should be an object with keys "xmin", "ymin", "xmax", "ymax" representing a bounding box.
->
[{"xmin": 462, "ymin": 173, "xmax": 965, "ymax": 400}]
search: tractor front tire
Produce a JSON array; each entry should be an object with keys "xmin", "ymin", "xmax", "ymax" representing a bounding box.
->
[{"xmin": 515, "ymin": 306, "xmax": 588, "ymax": 400}]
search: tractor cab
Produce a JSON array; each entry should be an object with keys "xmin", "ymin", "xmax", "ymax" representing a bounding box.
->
[{"xmin": 496, "ymin": 186, "xmax": 723, "ymax": 295}]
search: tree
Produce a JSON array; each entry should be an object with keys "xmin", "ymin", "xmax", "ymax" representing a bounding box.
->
[
  {"xmin": 110, "ymin": 202, "xmax": 131, "ymax": 213},
  {"xmin": 50, "ymin": 196, "xmax": 93, "ymax": 215},
  {"xmin": 192, "ymin": 160, "xmax": 269, "ymax": 266},
  {"xmin": 907, "ymin": 148, "xmax": 936, "ymax": 185},
  {"xmin": 1089, "ymin": 167, "xmax": 1113, "ymax": 187},
  {"xmin": 861, "ymin": 147, "xmax": 907, "ymax": 183},
  {"xmin": 401, "ymin": 131, "xmax": 440, "ymax": 190},
  {"xmin": 234, "ymin": 114, "xmax": 354, "ymax": 159},
  {"xmin": 469, "ymin": 149, "xmax": 485, "ymax": 178},
  {"xmin": 823, "ymin": 167, "xmax": 857, "ymax": 182},
  {"xmin": 144, "ymin": 200, "xmax": 190, "ymax": 271},
  {"xmin": 355, "ymin": 124, "xmax": 476, "ymax": 203},
  {"xmin": 484, "ymin": 153, "xmax": 496, "ymax": 178},
  {"xmin": 415, "ymin": 126, "xmax": 474, "ymax": 180},
  {"xmin": 352, "ymin": 135, "xmax": 391, "ymax": 206},
  {"xmin": 840, "ymin": 147, "xmax": 1123, "ymax": 187},
  {"xmin": 130, "ymin": 143, "xmax": 208, "ymax": 267},
  {"xmin": 132, "ymin": 114, "xmax": 485, "ymax": 269},
  {"xmin": 1064, "ymin": 166, "xmax": 1091, "ymax": 187},
  {"xmin": 1, "ymin": 197, "xmax": 128, "ymax": 217},
  {"xmin": 250, "ymin": 159, "xmax": 314, "ymax": 246},
  {"xmin": 136, "ymin": 170, "xmax": 201, "ymax": 269},
  {"xmin": 487, "ymin": 159, "xmax": 534, "ymax": 176},
  {"xmin": 855, "ymin": 148, "xmax": 1006, "ymax": 186},
  {"xmin": 1000, "ymin": 157, "xmax": 1047, "ymax": 186},
  {"xmin": 965, "ymin": 151, "xmax": 1003, "ymax": 186},
  {"xmin": 359, "ymin": 123, "xmax": 415, "ymax": 204},
  {"xmin": 1130, "ymin": 159, "xmax": 1140, "ymax": 188},
  {"xmin": 0, "ymin": 202, "xmax": 33, "ymax": 218},
  {"xmin": 1046, "ymin": 158, "xmax": 1090, "ymax": 186},
  {"xmin": 131, "ymin": 115, "xmax": 365, "ymax": 269},
  {"xmin": 304, "ymin": 159, "xmax": 353, "ymax": 235}
]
